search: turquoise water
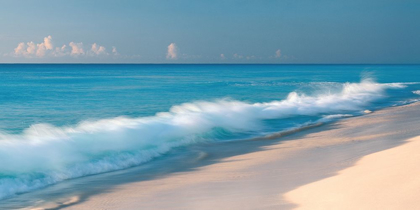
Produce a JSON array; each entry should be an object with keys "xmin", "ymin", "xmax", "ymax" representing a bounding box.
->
[{"xmin": 0, "ymin": 64, "xmax": 419, "ymax": 199}]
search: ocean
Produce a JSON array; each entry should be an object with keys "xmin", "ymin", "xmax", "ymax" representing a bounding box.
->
[{"xmin": 0, "ymin": 64, "xmax": 419, "ymax": 200}]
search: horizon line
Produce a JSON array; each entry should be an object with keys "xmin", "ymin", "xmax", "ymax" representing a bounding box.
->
[{"xmin": 0, "ymin": 63, "xmax": 419, "ymax": 65}]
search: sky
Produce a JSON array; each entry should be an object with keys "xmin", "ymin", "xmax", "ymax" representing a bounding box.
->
[{"xmin": 0, "ymin": 0, "xmax": 419, "ymax": 64}]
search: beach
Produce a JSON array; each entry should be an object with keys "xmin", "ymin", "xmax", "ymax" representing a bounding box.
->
[
  {"xmin": 1, "ymin": 1, "xmax": 419, "ymax": 209},
  {"xmin": 13, "ymin": 101, "xmax": 419, "ymax": 209}
]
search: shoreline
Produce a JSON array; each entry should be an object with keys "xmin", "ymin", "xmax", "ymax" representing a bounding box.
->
[{"xmin": 3, "ymin": 102, "xmax": 420, "ymax": 209}]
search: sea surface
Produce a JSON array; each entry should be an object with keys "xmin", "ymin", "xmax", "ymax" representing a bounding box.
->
[{"xmin": 0, "ymin": 64, "xmax": 419, "ymax": 200}]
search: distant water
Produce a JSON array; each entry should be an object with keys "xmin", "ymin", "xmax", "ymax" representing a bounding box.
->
[{"xmin": 0, "ymin": 64, "xmax": 419, "ymax": 200}]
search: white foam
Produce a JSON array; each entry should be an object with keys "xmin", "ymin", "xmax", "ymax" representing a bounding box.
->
[{"xmin": 0, "ymin": 79, "xmax": 404, "ymax": 199}]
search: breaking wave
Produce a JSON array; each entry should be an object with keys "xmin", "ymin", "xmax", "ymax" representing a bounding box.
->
[{"xmin": 0, "ymin": 79, "xmax": 405, "ymax": 199}]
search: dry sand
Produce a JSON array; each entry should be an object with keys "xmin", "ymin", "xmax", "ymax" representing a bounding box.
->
[
  {"xmin": 15, "ymin": 102, "xmax": 420, "ymax": 210},
  {"xmin": 285, "ymin": 136, "xmax": 420, "ymax": 210}
]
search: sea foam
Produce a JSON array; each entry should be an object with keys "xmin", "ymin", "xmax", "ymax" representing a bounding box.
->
[{"xmin": 0, "ymin": 79, "xmax": 403, "ymax": 199}]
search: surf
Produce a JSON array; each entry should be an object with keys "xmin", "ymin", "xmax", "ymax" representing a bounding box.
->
[{"xmin": 0, "ymin": 78, "xmax": 406, "ymax": 199}]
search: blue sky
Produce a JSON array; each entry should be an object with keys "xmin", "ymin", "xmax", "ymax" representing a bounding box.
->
[{"xmin": 0, "ymin": 0, "xmax": 419, "ymax": 63}]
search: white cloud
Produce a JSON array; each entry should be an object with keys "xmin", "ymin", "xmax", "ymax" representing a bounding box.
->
[
  {"xmin": 220, "ymin": 54, "xmax": 226, "ymax": 60},
  {"xmin": 233, "ymin": 53, "xmax": 243, "ymax": 59},
  {"xmin": 69, "ymin": 42, "xmax": 85, "ymax": 56},
  {"xmin": 90, "ymin": 43, "xmax": 107, "ymax": 56},
  {"xmin": 9, "ymin": 35, "xmax": 117, "ymax": 59},
  {"xmin": 44, "ymin": 35, "xmax": 53, "ymax": 50},
  {"xmin": 53, "ymin": 45, "xmax": 69, "ymax": 57},
  {"xmin": 12, "ymin": 36, "xmax": 54, "ymax": 58},
  {"xmin": 36, "ymin": 43, "xmax": 47, "ymax": 57},
  {"xmin": 112, "ymin": 46, "xmax": 119, "ymax": 55},
  {"xmin": 27, "ymin": 42, "xmax": 36, "ymax": 55},
  {"xmin": 14, "ymin": 42, "xmax": 27, "ymax": 55},
  {"xmin": 275, "ymin": 49, "xmax": 281, "ymax": 58},
  {"xmin": 166, "ymin": 43, "xmax": 178, "ymax": 60},
  {"xmin": 233, "ymin": 53, "xmax": 258, "ymax": 60},
  {"xmin": 13, "ymin": 36, "xmax": 54, "ymax": 58}
]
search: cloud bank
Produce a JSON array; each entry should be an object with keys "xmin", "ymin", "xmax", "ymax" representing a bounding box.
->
[{"xmin": 10, "ymin": 35, "xmax": 117, "ymax": 59}]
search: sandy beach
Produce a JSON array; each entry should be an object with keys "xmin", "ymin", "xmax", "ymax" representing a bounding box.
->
[
  {"xmin": 1, "ymin": 1, "xmax": 418, "ymax": 209},
  {"xmin": 7, "ymin": 102, "xmax": 420, "ymax": 210}
]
